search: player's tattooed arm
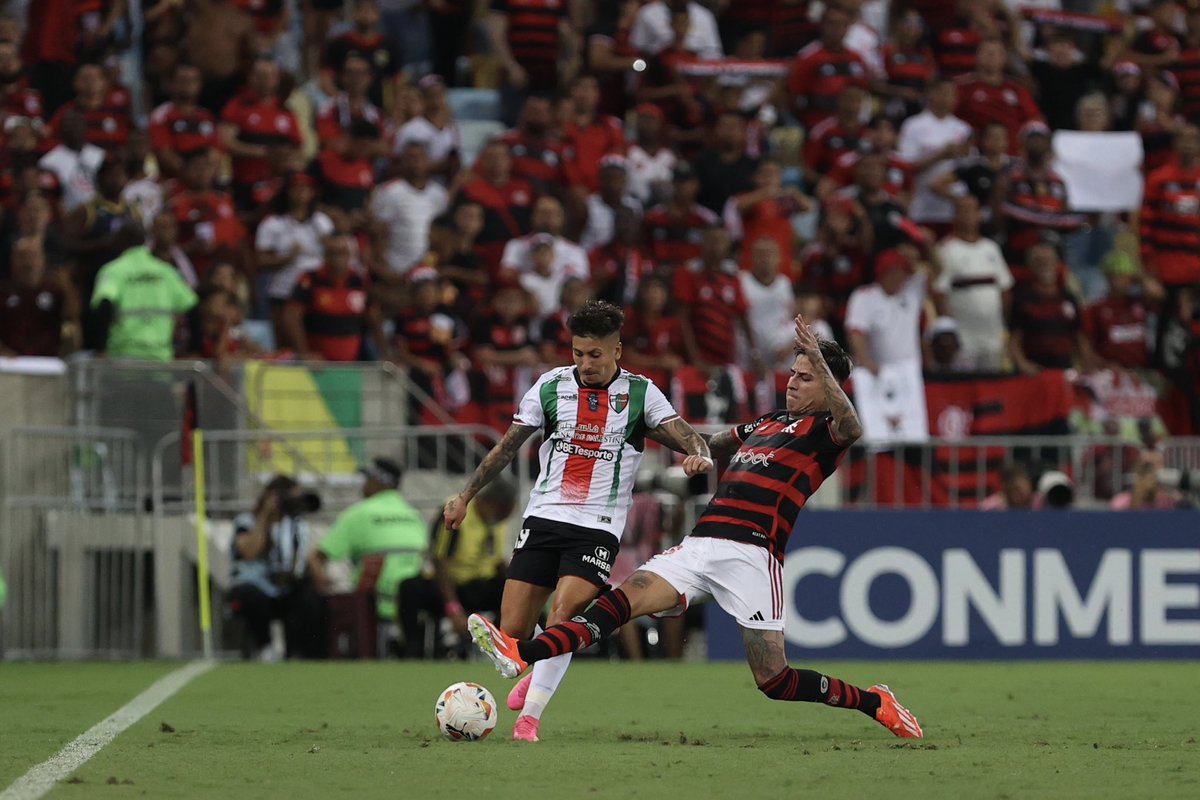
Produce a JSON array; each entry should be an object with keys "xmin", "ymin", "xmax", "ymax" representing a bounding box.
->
[
  {"xmin": 741, "ymin": 627, "xmax": 788, "ymax": 685},
  {"xmin": 646, "ymin": 418, "xmax": 714, "ymax": 477},
  {"xmin": 701, "ymin": 429, "xmax": 741, "ymax": 459},
  {"xmin": 647, "ymin": 417, "xmax": 710, "ymax": 458},
  {"xmin": 444, "ymin": 424, "xmax": 536, "ymax": 529},
  {"xmin": 794, "ymin": 314, "xmax": 862, "ymax": 445}
]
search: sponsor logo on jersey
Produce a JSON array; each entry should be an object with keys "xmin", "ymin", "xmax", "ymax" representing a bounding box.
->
[
  {"xmin": 730, "ymin": 449, "xmax": 776, "ymax": 468},
  {"xmin": 553, "ymin": 440, "xmax": 615, "ymax": 461},
  {"xmin": 588, "ymin": 393, "xmax": 600, "ymax": 412},
  {"xmin": 609, "ymin": 393, "xmax": 629, "ymax": 413}
]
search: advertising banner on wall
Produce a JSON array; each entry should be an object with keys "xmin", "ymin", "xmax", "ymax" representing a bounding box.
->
[{"xmin": 705, "ymin": 511, "xmax": 1200, "ymax": 659}]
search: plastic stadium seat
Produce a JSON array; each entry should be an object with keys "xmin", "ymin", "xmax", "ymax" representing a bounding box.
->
[
  {"xmin": 458, "ymin": 120, "xmax": 506, "ymax": 164},
  {"xmin": 447, "ymin": 88, "xmax": 501, "ymax": 122}
]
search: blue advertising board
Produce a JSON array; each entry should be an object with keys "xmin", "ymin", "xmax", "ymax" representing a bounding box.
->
[{"xmin": 705, "ymin": 511, "xmax": 1200, "ymax": 660}]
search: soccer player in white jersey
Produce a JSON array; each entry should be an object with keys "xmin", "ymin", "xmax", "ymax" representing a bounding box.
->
[
  {"xmin": 468, "ymin": 316, "xmax": 924, "ymax": 739},
  {"xmin": 442, "ymin": 300, "xmax": 712, "ymax": 742}
]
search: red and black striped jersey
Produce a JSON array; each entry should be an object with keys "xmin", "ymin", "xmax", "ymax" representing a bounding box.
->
[
  {"xmin": 290, "ymin": 265, "xmax": 372, "ymax": 362},
  {"xmin": 786, "ymin": 43, "xmax": 869, "ymax": 130},
  {"xmin": 148, "ymin": 102, "xmax": 218, "ymax": 159},
  {"xmin": 803, "ymin": 118, "xmax": 866, "ymax": 175},
  {"xmin": 320, "ymin": 30, "xmax": 402, "ymax": 109},
  {"xmin": 457, "ymin": 175, "xmax": 535, "ymax": 272},
  {"xmin": 48, "ymin": 99, "xmax": 130, "ymax": 151},
  {"xmin": 882, "ymin": 44, "xmax": 936, "ymax": 96},
  {"xmin": 1010, "ymin": 287, "xmax": 1080, "ymax": 369},
  {"xmin": 826, "ymin": 151, "xmax": 913, "ymax": 198},
  {"xmin": 1174, "ymin": 46, "xmax": 1200, "ymax": 122},
  {"xmin": 1001, "ymin": 163, "xmax": 1084, "ymax": 263},
  {"xmin": 490, "ymin": 0, "xmax": 566, "ymax": 91},
  {"xmin": 1139, "ymin": 160, "xmax": 1200, "ymax": 286},
  {"xmin": 313, "ymin": 148, "xmax": 376, "ymax": 211},
  {"xmin": 933, "ymin": 27, "xmax": 982, "ymax": 79},
  {"xmin": 498, "ymin": 129, "xmax": 567, "ymax": 195},
  {"xmin": 1, "ymin": 80, "xmax": 43, "ymax": 120},
  {"xmin": 672, "ymin": 263, "xmax": 748, "ymax": 365},
  {"xmin": 692, "ymin": 411, "xmax": 849, "ymax": 562},
  {"xmin": 643, "ymin": 203, "xmax": 718, "ymax": 268},
  {"xmin": 219, "ymin": 91, "xmax": 302, "ymax": 186}
]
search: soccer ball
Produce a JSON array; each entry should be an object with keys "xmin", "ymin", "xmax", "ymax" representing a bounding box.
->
[{"xmin": 435, "ymin": 682, "xmax": 498, "ymax": 741}]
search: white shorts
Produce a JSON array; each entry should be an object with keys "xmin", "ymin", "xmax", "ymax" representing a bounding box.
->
[{"xmin": 639, "ymin": 536, "xmax": 785, "ymax": 631}]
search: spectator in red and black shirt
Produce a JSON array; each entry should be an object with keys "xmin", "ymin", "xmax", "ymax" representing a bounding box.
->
[
  {"xmin": 819, "ymin": 116, "xmax": 914, "ymax": 206},
  {"xmin": 166, "ymin": 148, "xmax": 247, "ymax": 280},
  {"xmin": 499, "ymin": 94, "xmax": 567, "ymax": 197},
  {"xmin": 285, "ymin": 233, "xmax": 389, "ymax": 362},
  {"xmin": 488, "ymin": 0, "xmax": 568, "ymax": 125},
  {"xmin": 219, "ymin": 58, "xmax": 303, "ymax": 210},
  {"xmin": 1009, "ymin": 240, "xmax": 1094, "ymax": 374},
  {"xmin": 803, "ymin": 85, "xmax": 868, "ymax": 190},
  {"xmin": 320, "ymin": 0, "xmax": 403, "ymax": 112},
  {"xmin": 1001, "ymin": 121, "xmax": 1085, "ymax": 271},
  {"xmin": 562, "ymin": 73, "xmax": 626, "ymax": 194},
  {"xmin": 48, "ymin": 63, "xmax": 131, "ymax": 152},
  {"xmin": 955, "ymin": 39, "xmax": 1043, "ymax": 153},
  {"xmin": 643, "ymin": 161, "xmax": 719, "ymax": 269},
  {"xmin": 315, "ymin": 55, "xmax": 386, "ymax": 157},
  {"xmin": 584, "ymin": 0, "xmax": 641, "ymax": 117},
  {"xmin": 0, "ymin": 237, "xmax": 76, "ymax": 357},
  {"xmin": 538, "ymin": 276, "xmax": 594, "ymax": 365},
  {"xmin": 456, "ymin": 139, "xmax": 535, "ymax": 273},
  {"xmin": 880, "ymin": 10, "xmax": 936, "ymax": 122},
  {"xmin": 785, "ymin": 5, "xmax": 869, "ymax": 131},
  {"xmin": 589, "ymin": 204, "xmax": 653, "ymax": 307},
  {"xmin": 674, "ymin": 223, "xmax": 755, "ymax": 370},
  {"xmin": 469, "ymin": 281, "xmax": 540, "ymax": 429},
  {"xmin": 313, "ymin": 118, "xmax": 380, "ymax": 230},
  {"xmin": 1129, "ymin": 0, "xmax": 1184, "ymax": 72},
  {"xmin": 393, "ymin": 267, "xmax": 467, "ymax": 387},
  {"xmin": 1174, "ymin": 8, "xmax": 1200, "ymax": 123},
  {"xmin": 148, "ymin": 64, "xmax": 218, "ymax": 180},
  {"xmin": 1084, "ymin": 250, "xmax": 1162, "ymax": 371},
  {"xmin": 0, "ymin": 40, "xmax": 44, "ymax": 126},
  {"xmin": 1140, "ymin": 123, "xmax": 1200, "ymax": 288},
  {"xmin": 799, "ymin": 196, "xmax": 873, "ymax": 328},
  {"xmin": 620, "ymin": 273, "xmax": 684, "ymax": 380}
]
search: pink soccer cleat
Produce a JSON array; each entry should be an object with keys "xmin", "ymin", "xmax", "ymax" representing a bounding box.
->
[
  {"xmin": 507, "ymin": 673, "xmax": 533, "ymax": 711},
  {"xmin": 512, "ymin": 715, "xmax": 540, "ymax": 742}
]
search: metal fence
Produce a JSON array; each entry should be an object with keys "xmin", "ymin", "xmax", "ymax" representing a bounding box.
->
[{"xmin": 4, "ymin": 424, "xmax": 1198, "ymax": 660}]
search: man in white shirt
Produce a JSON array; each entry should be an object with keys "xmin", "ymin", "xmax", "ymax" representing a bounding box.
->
[
  {"xmin": 626, "ymin": 104, "xmax": 676, "ymax": 206},
  {"xmin": 500, "ymin": 196, "xmax": 588, "ymax": 281},
  {"xmin": 896, "ymin": 79, "xmax": 973, "ymax": 229},
  {"xmin": 845, "ymin": 248, "xmax": 927, "ymax": 373},
  {"xmin": 38, "ymin": 109, "xmax": 104, "ymax": 213},
  {"xmin": 630, "ymin": 0, "xmax": 723, "ymax": 59},
  {"xmin": 738, "ymin": 238, "xmax": 797, "ymax": 372},
  {"xmin": 932, "ymin": 196, "xmax": 1013, "ymax": 370},
  {"xmin": 369, "ymin": 140, "xmax": 448, "ymax": 278}
]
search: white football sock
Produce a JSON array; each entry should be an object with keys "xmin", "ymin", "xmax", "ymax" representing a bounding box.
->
[{"xmin": 519, "ymin": 652, "xmax": 572, "ymax": 721}]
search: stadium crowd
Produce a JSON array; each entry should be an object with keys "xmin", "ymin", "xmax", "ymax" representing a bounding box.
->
[{"xmin": 0, "ymin": 0, "xmax": 1199, "ymax": 447}]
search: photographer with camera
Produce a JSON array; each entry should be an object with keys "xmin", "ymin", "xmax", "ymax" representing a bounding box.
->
[{"xmin": 228, "ymin": 475, "xmax": 325, "ymax": 661}]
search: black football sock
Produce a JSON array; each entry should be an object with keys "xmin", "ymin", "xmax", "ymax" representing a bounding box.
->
[
  {"xmin": 516, "ymin": 588, "xmax": 632, "ymax": 663},
  {"xmin": 758, "ymin": 667, "xmax": 882, "ymax": 718}
]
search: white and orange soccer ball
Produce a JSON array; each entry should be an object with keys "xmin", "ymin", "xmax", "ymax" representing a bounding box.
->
[{"xmin": 435, "ymin": 682, "xmax": 498, "ymax": 742}]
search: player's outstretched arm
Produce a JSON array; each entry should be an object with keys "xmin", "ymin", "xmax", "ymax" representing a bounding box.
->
[
  {"xmin": 646, "ymin": 417, "xmax": 713, "ymax": 477},
  {"xmin": 795, "ymin": 314, "xmax": 863, "ymax": 445},
  {"xmin": 443, "ymin": 424, "xmax": 537, "ymax": 529},
  {"xmin": 701, "ymin": 430, "xmax": 741, "ymax": 459}
]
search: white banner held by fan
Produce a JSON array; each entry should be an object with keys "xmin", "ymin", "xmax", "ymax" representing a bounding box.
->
[{"xmin": 1052, "ymin": 131, "xmax": 1144, "ymax": 212}]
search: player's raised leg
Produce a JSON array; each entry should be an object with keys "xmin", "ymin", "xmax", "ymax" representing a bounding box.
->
[
  {"xmin": 470, "ymin": 570, "xmax": 682, "ymax": 673},
  {"xmin": 741, "ymin": 627, "xmax": 923, "ymax": 738}
]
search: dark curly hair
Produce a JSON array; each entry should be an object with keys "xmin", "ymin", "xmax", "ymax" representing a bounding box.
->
[
  {"xmin": 795, "ymin": 338, "xmax": 854, "ymax": 384},
  {"xmin": 567, "ymin": 300, "xmax": 624, "ymax": 339}
]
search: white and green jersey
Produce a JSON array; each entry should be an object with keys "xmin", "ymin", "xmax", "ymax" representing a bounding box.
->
[{"xmin": 514, "ymin": 366, "xmax": 679, "ymax": 540}]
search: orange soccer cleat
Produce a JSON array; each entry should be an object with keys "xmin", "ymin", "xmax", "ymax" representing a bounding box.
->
[
  {"xmin": 869, "ymin": 684, "xmax": 924, "ymax": 738},
  {"xmin": 467, "ymin": 614, "xmax": 528, "ymax": 679}
]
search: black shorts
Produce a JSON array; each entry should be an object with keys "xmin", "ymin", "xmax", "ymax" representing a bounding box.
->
[{"xmin": 506, "ymin": 516, "xmax": 619, "ymax": 589}]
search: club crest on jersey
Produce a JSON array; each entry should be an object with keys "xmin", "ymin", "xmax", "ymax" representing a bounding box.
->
[
  {"xmin": 609, "ymin": 393, "xmax": 629, "ymax": 413},
  {"xmin": 588, "ymin": 393, "xmax": 600, "ymax": 412}
]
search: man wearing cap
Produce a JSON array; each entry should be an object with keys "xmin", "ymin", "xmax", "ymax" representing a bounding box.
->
[
  {"xmin": 500, "ymin": 196, "xmax": 589, "ymax": 286},
  {"xmin": 933, "ymin": 195, "xmax": 1013, "ymax": 371},
  {"xmin": 307, "ymin": 458, "xmax": 428, "ymax": 626},
  {"xmin": 845, "ymin": 247, "xmax": 927, "ymax": 377},
  {"xmin": 1084, "ymin": 250, "xmax": 1162, "ymax": 371},
  {"xmin": 643, "ymin": 161, "xmax": 720, "ymax": 269},
  {"xmin": 924, "ymin": 317, "xmax": 970, "ymax": 373},
  {"xmin": 1000, "ymin": 120, "xmax": 1085, "ymax": 270}
]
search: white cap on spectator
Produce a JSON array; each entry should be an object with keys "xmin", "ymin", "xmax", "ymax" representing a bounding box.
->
[{"xmin": 925, "ymin": 316, "xmax": 960, "ymax": 342}]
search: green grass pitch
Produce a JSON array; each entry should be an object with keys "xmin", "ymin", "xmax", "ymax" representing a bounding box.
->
[{"xmin": 1, "ymin": 660, "xmax": 1197, "ymax": 799}]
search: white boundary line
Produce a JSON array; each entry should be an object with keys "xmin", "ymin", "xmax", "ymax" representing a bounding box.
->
[{"xmin": 0, "ymin": 660, "xmax": 216, "ymax": 800}]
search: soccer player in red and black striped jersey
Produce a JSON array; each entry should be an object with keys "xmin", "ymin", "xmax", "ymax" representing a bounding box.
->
[
  {"xmin": 148, "ymin": 64, "xmax": 219, "ymax": 179},
  {"xmin": 468, "ymin": 315, "xmax": 924, "ymax": 739}
]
